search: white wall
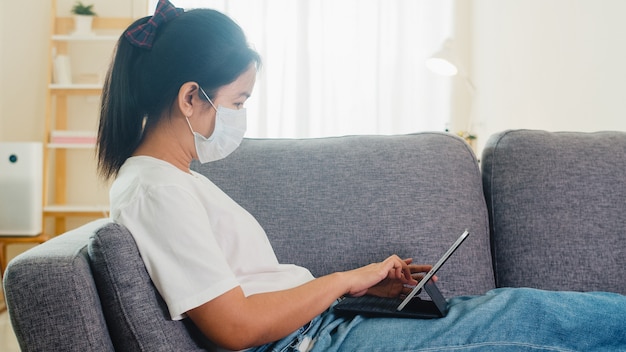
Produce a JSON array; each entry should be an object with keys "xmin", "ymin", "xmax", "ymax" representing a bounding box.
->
[
  {"xmin": 447, "ymin": 0, "xmax": 473, "ymax": 139},
  {"xmin": 0, "ymin": 0, "xmax": 51, "ymax": 142},
  {"xmin": 0, "ymin": 0, "xmax": 4, "ymax": 137},
  {"xmin": 470, "ymin": 0, "xmax": 626, "ymax": 153}
]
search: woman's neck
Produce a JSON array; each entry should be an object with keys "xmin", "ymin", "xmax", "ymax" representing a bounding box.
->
[{"xmin": 132, "ymin": 116, "xmax": 195, "ymax": 174}]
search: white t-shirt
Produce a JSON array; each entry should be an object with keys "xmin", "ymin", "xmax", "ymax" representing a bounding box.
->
[{"xmin": 110, "ymin": 156, "xmax": 314, "ymax": 320}]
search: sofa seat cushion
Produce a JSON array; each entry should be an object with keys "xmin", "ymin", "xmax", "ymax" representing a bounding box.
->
[
  {"xmin": 482, "ymin": 130, "xmax": 626, "ymax": 294},
  {"xmin": 88, "ymin": 222, "xmax": 210, "ymax": 351}
]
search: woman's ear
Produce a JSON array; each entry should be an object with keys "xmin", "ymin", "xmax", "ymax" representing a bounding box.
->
[{"xmin": 177, "ymin": 82, "xmax": 200, "ymax": 117}]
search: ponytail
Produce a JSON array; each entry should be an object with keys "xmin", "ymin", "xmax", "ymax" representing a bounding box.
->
[{"xmin": 97, "ymin": 17, "xmax": 149, "ymax": 180}]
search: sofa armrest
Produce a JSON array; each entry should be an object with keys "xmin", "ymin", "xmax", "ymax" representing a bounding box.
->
[{"xmin": 3, "ymin": 219, "xmax": 115, "ymax": 352}]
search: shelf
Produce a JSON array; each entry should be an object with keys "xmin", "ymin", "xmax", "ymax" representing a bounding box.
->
[
  {"xmin": 50, "ymin": 83, "xmax": 102, "ymax": 89},
  {"xmin": 52, "ymin": 34, "xmax": 119, "ymax": 41},
  {"xmin": 47, "ymin": 143, "xmax": 95, "ymax": 149},
  {"xmin": 49, "ymin": 84, "xmax": 102, "ymax": 95},
  {"xmin": 54, "ymin": 17, "xmax": 133, "ymax": 35},
  {"xmin": 44, "ymin": 204, "xmax": 109, "ymax": 217},
  {"xmin": 49, "ymin": 130, "xmax": 97, "ymax": 149},
  {"xmin": 0, "ymin": 233, "xmax": 49, "ymax": 241}
]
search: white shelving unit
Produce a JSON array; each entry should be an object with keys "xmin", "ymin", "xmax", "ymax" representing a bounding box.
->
[{"xmin": 43, "ymin": 0, "xmax": 132, "ymax": 235}]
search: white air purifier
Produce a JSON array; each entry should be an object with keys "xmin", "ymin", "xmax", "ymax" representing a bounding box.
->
[{"xmin": 0, "ymin": 142, "xmax": 43, "ymax": 236}]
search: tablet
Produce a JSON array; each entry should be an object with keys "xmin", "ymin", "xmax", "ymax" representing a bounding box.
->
[{"xmin": 333, "ymin": 230, "xmax": 470, "ymax": 318}]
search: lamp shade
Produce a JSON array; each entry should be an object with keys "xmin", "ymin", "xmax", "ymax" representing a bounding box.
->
[{"xmin": 426, "ymin": 39, "xmax": 459, "ymax": 77}]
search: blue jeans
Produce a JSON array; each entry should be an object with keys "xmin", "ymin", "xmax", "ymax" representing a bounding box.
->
[{"xmin": 250, "ymin": 288, "xmax": 626, "ymax": 351}]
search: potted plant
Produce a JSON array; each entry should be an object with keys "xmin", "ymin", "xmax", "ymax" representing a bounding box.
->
[
  {"xmin": 71, "ymin": 1, "xmax": 96, "ymax": 35},
  {"xmin": 457, "ymin": 131, "xmax": 477, "ymax": 150}
]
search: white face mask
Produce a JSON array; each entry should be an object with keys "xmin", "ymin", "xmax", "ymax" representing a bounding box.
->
[{"xmin": 185, "ymin": 87, "xmax": 247, "ymax": 163}]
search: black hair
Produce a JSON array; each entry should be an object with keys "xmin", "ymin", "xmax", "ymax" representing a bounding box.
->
[{"xmin": 97, "ymin": 9, "xmax": 261, "ymax": 180}]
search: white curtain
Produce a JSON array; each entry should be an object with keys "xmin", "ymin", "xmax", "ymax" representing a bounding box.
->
[{"xmin": 153, "ymin": 0, "xmax": 454, "ymax": 138}]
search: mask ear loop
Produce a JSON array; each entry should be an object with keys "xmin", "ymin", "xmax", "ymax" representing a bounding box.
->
[
  {"xmin": 199, "ymin": 86, "xmax": 217, "ymax": 111},
  {"xmin": 184, "ymin": 116, "xmax": 195, "ymax": 135},
  {"xmin": 185, "ymin": 85, "xmax": 213, "ymax": 136}
]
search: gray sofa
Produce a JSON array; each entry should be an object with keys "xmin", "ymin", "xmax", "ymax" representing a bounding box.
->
[{"xmin": 4, "ymin": 129, "xmax": 625, "ymax": 351}]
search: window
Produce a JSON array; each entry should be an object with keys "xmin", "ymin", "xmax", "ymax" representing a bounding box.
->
[{"xmin": 149, "ymin": 0, "xmax": 454, "ymax": 138}]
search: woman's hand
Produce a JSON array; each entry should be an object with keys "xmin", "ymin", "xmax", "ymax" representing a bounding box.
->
[
  {"xmin": 366, "ymin": 259, "xmax": 434, "ymax": 298},
  {"xmin": 342, "ymin": 255, "xmax": 432, "ymax": 298}
]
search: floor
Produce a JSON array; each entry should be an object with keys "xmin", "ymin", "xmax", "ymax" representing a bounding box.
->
[{"xmin": 0, "ymin": 309, "xmax": 20, "ymax": 352}]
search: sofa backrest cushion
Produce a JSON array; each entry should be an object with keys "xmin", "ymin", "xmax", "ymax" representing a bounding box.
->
[
  {"xmin": 482, "ymin": 130, "xmax": 626, "ymax": 294},
  {"xmin": 88, "ymin": 222, "xmax": 210, "ymax": 351},
  {"xmin": 3, "ymin": 218, "xmax": 115, "ymax": 352},
  {"xmin": 193, "ymin": 133, "xmax": 495, "ymax": 297}
]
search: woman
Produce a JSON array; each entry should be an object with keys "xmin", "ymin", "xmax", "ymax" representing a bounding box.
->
[{"xmin": 98, "ymin": 1, "xmax": 626, "ymax": 351}]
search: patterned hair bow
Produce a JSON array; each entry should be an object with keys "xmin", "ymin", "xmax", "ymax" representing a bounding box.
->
[{"xmin": 125, "ymin": 0, "xmax": 184, "ymax": 49}]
